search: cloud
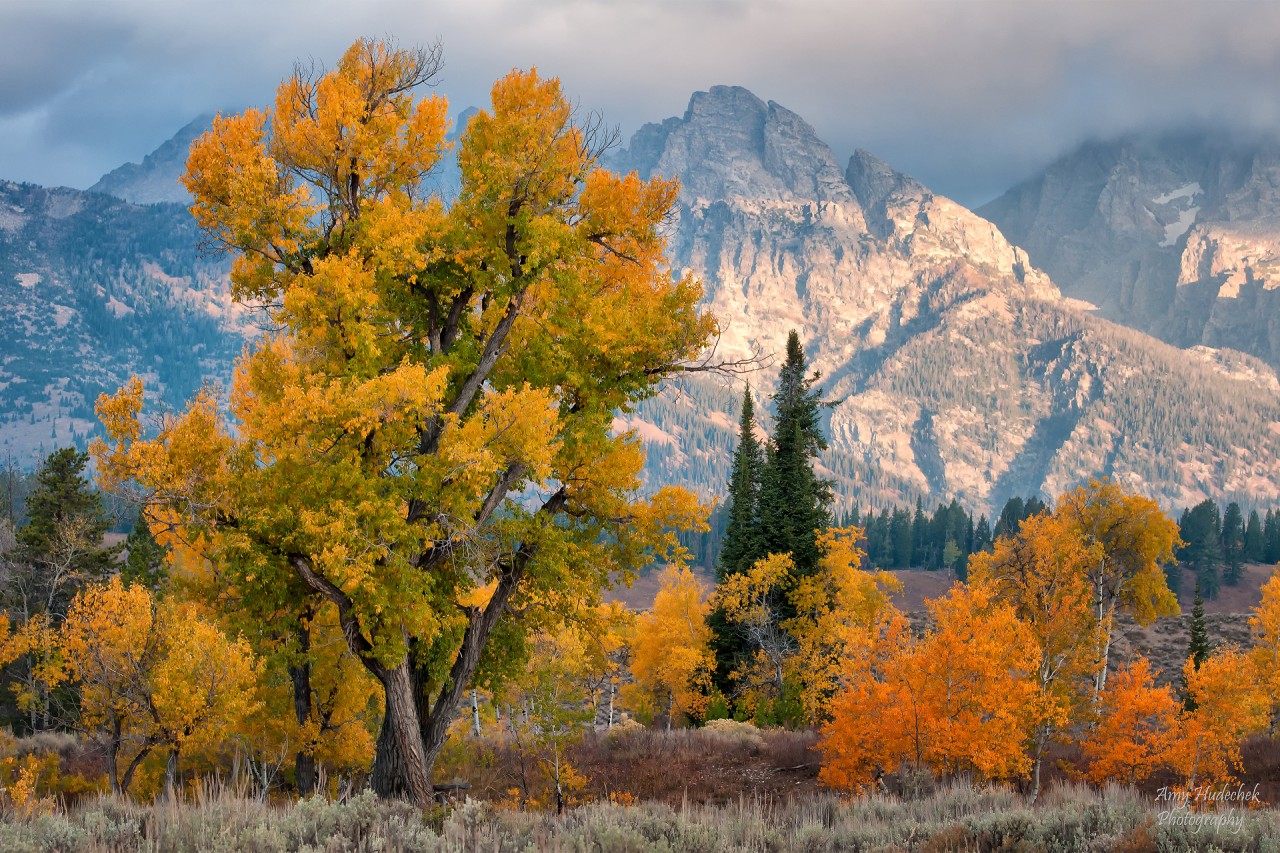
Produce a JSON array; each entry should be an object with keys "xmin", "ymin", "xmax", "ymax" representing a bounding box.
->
[{"xmin": 3, "ymin": 0, "xmax": 1280, "ymax": 203}]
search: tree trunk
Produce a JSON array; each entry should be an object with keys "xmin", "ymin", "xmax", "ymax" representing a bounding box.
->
[
  {"xmin": 1094, "ymin": 602, "xmax": 1117, "ymax": 700},
  {"xmin": 119, "ymin": 747, "xmax": 151, "ymax": 798},
  {"xmin": 289, "ymin": 620, "xmax": 317, "ymax": 796},
  {"xmin": 164, "ymin": 746, "xmax": 180, "ymax": 800},
  {"xmin": 108, "ymin": 718, "xmax": 123, "ymax": 796},
  {"xmin": 369, "ymin": 661, "xmax": 434, "ymax": 806}
]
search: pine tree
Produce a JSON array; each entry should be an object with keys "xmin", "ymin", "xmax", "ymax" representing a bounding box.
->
[
  {"xmin": 994, "ymin": 497, "xmax": 1025, "ymax": 539},
  {"xmin": 1183, "ymin": 579, "xmax": 1211, "ymax": 711},
  {"xmin": 1179, "ymin": 500, "xmax": 1222, "ymax": 598},
  {"xmin": 1267, "ymin": 509, "xmax": 1280, "ymax": 564},
  {"xmin": 1246, "ymin": 510, "xmax": 1266, "ymax": 563},
  {"xmin": 717, "ymin": 387, "xmax": 765, "ymax": 581},
  {"xmin": 1222, "ymin": 502, "xmax": 1245, "ymax": 586},
  {"xmin": 911, "ymin": 498, "xmax": 928, "ymax": 568},
  {"xmin": 710, "ymin": 387, "xmax": 767, "ymax": 698},
  {"xmin": 974, "ymin": 515, "xmax": 993, "ymax": 552},
  {"xmin": 6, "ymin": 448, "xmax": 119, "ymax": 619},
  {"xmin": 121, "ymin": 513, "xmax": 168, "ymax": 592},
  {"xmin": 757, "ymin": 331, "xmax": 832, "ymax": 577}
]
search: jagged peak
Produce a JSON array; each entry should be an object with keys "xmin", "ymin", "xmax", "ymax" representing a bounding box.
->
[
  {"xmin": 90, "ymin": 114, "xmax": 216, "ymax": 205},
  {"xmin": 846, "ymin": 149, "xmax": 928, "ymax": 212},
  {"xmin": 618, "ymin": 85, "xmax": 854, "ymax": 204}
]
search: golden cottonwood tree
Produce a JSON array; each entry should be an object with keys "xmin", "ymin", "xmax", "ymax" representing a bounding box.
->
[
  {"xmin": 1055, "ymin": 480, "xmax": 1179, "ymax": 698},
  {"xmin": 1250, "ymin": 570, "xmax": 1280, "ymax": 734},
  {"xmin": 92, "ymin": 39, "xmax": 714, "ymax": 806},
  {"xmin": 819, "ymin": 584, "xmax": 1041, "ymax": 791},
  {"xmin": 1083, "ymin": 656, "xmax": 1179, "ymax": 786},
  {"xmin": 715, "ymin": 529, "xmax": 899, "ymax": 721},
  {"xmin": 968, "ymin": 512, "xmax": 1102, "ymax": 798},
  {"xmin": 1171, "ymin": 648, "xmax": 1268, "ymax": 789},
  {"xmin": 627, "ymin": 564, "xmax": 715, "ymax": 726},
  {"xmin": 497, "ymin": 609, "xmax": 627, "ymax": 812},
  {"xmin": 57, "ymin": 578, "xmax": 259, "ymax": 796}
]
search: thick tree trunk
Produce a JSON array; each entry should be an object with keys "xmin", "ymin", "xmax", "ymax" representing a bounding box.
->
[
  {"xmin": 290, "ymin": 620, "xmax": 317, "ymax": 796},
  {"xmin": 369, "ymin": 661, "xmax": 434, "ymax": 806}
]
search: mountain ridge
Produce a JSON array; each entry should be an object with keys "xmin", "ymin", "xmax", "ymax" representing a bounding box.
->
[{"xmin": 6, "ymin": 93, "xmax": 1280, "ymax": 515}]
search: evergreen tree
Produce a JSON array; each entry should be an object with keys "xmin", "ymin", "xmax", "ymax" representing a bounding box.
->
[
  {"xmin": 994, "ymin": 497, "xmax": 1025, "ymax": 539},
  {"xmin": 710, "ymin": 388, "xmax": 767, "ymax": 697},
  {"xmin": 1245, "ymin": 509, "xmax": 1266, "ymax": 563},
  {"xmin": 1179, "ymin": 500, "xmax": 1222, "ymax": 598},
  {"xmin": 889, "ymin": 507, "xmax": 913, "ymax": 569},
  {"xmin": 911, "ymin": 498, "xmax": 928, "ymax": 567},
  {"xmin": 757, "ymin": 331, "xmax": 832, "ymax": 577},
  {"xmin": 974, "ymin": 515, "xmax": 993, "ymax": 552},
  {"xmin": 1023, "ymin": 495, "xmax": 1048, "ymax": 521},
  {"xmin": 1267, "ymin": 509, "xmax": 1280, "ymax": 564},
  {"xmin": 1222, "ymin": 502, "xmax": 1245, "ymax": 586},
  {"xmin": 1183, "ymin": 579, "xmax": 1210, "ymax": 711},
  {"xmin": 6, "ymin": 448, "xmax": 118, "ymax": 619},
  {"xmin": 717, "ymin": 387, "xmax": 765, "ymax": 581},
  {"xmin": 121, "ymin": 514, "xmax": 168, "ymax": 591}
]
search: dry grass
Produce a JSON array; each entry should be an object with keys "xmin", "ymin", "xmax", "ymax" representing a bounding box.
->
[{"xmin": 1, "ymin": 779, "xmax": 1278, "ymax": 852}]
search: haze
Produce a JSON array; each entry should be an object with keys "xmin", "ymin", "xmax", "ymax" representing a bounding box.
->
[{"xmin": 3, "ymin": 0, "xmax": 1279, "ymax": 206}]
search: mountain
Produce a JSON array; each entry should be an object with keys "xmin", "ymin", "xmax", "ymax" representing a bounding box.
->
[
  {"xmin": 613, "ymin": 89, "xmax": 1280, "ymax": 512},
  {"xmin": 89, "ymin": 116, "xmax": 214, "ymax": 205},
  {"xmin": 979, "ymin": 130, "xmax": 1280, "ymax": 370},
  {"xmin": 0, "ymin": 180, "xmax": 244, "ymax": 462},
  {"xmin": 7, "ymin": 96, "xmax": 1280, "ymax": 515}
]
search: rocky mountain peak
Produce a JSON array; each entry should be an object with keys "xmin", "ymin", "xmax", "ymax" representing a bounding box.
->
[
  {"xmin": 89, "ymin": 114, "xmax": 213, "ymax": 205},
  {"xmin": 625, "ymin": 85, "xmax": 854, "ymax": 204},
  {"xmin": 980, "ymin": 127, "xmax": 1280, "ymax": 367}
]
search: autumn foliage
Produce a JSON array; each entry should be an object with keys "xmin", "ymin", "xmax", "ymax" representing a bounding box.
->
[{"xmin": 90, "ymin": 37, "xmax": 714, "ymax": 805}]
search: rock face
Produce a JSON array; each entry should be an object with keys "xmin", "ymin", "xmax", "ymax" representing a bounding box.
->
[
  {"xmin": 0, "ymin": 180, "xmax": 243, "ymax": 462},
  {"xmin": 615, "ymin": 92, "xmax": 1280, "ymax": 512},
  {"xmin": 979, "ymin": 131, "xmax": 1280, "ymax": 370},
  {"xmin": 7, "ymin": 97, "xmax": 1280, "ymax": 514},
  {"xmin": 89, "ymin": 116, "xmax": 213, "ymax": 205}
]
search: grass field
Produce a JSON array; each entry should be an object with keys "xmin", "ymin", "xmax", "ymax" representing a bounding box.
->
[{"xmin": 2, "ymin": 780, "xmax": 1278, "ymax": 852}]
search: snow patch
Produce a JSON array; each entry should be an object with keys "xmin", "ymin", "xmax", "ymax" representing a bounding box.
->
[
  {"xmin": 616, "ymin": 417, "xmax": 678, "ymax": 447},
  {"xmin": 703, "ymin": 410, "xmax": 735, "ymax": 431},
  {"xmin": 1160, "ymin": 206, "xmax": 1199, "ymax": 247},
  {"xmin": 1153, "ymin": 182, "xmax": 1202, "ymax": 205}
]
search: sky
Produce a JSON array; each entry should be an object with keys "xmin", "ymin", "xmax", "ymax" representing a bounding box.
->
[{"xmin": 4, "ymin": 0, "xmax": 1280, "ymax": 207}]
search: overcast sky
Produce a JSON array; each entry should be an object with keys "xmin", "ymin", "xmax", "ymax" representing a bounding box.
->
[{"xmin": 4, "ymin": 0, "xmax": 1280, "ymax": 207}]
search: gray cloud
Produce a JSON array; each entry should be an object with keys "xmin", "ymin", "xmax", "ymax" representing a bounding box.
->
[{"xmin": 3, "ymin": 0, "xmax": 1280, "ymax": 204}]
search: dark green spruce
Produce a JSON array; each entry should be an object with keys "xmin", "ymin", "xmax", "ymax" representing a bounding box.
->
[
  {"xmin": 757, "ymin": 331, "xmax": 832, "ymax": 578},
  {"xmin": 717, "ymin": 387, "xmax": 766, "ymax": 581},
  {"xmin": 1182, "ymin": 579, "xmax": 1211, "ymax": 711}
]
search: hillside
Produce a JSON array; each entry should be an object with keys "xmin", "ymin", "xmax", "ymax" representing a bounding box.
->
[
  {"xmin": 980, "ymin": 130, "xmax": 1280, "ymax": 370},
  {"xmin": 6, "ymin": 98, "xmax": 1280, "ymax": 515},
  {"xmin": 0, "ymin": 180, "xmax": 244, "ymax": 462},
  {"xmin": 614, "ymin": 90, "xmax": 1280, "ymax": 512}
]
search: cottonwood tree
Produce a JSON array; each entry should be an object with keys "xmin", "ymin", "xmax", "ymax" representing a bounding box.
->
[
  {"xmin": 1251, "ymin": 571, "xmax": 1280, "ymax": 733},
  {"xmin": 818, "ymin": 584, "xmax": 1041, "ymax": 791},
  {"xmin": 1171, "ymin": 647, "xmax": 1268, "ymax": 789},
  {"xmin": 968, "ymin": 512, "xmax": 1101, "ymax": 799},
  {"xmin": 35, "ymin": 577, "xmax": 260, "ymax": 796},
  {"xmin": 1083, "ymin": 656, "xmax": 1179, "ymax": 786},
  {"xmin": 92, "ymin": 38, "xmax": 715, "ymax": 805},
  {"xmin": 1055, "ymin": 480, "xmax": 1179, "ymax": 698},
  {"xmin": 627, "ymin": 564, "xmax": 715, "ymax": 727}
]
